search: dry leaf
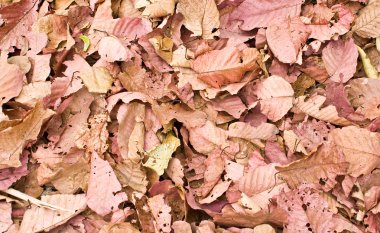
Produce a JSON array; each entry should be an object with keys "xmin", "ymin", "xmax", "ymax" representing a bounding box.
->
[
  {"xmin": 79, "ymin": 67, "xmax": 113, "ymax": 94},
  {"xmin": 177, "ymin": 0, "xmax": 220, "ymax": 39}
]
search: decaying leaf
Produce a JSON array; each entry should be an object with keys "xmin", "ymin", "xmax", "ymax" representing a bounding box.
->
[
  {"xmin": 79, "ymin": 67, "xmax": 113, "ymax": 93},
  {"xmin": 0, "ymin": 102, "xmax": 54, "ymax": 169},
  {"xmin": 330, "ymin": 126, "xmax": 380, "ymax": 177},
  {"xmin": 19, "ymin": 194, "xmax": 87, "ymax": 233},
  {"xmin": 86, "ymin": 152, "xmax": 128, "ymax": 216},
  {"xmin": 177, "ymin": 0, "xmax": 220, "ymax": 39},
  {"xmin": 2, "ymin": 0, "xmax": 380, "ymax": 231},
  {"xmin": 353, "ymin": 1, "xmax": 380, "ymax": 38},
  {"xmin": 143, "ymin": 133, "xmax": 180, "ymax": 176},
  {"xmin": 295, "ymin": 95, "xmax": 351, "ymax": 126}
]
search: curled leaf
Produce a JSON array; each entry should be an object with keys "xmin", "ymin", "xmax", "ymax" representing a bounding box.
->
[{"xmin": 143, "ymin": 133, "xmax": 180, "ymax": 176}]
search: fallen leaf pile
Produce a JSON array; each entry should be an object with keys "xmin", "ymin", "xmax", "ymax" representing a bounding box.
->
[{"xmin": 1, "ymin": 0, "xmax": 380, "ymax": 232}]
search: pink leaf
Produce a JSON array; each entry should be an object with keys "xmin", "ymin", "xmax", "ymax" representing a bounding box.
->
[
  {"xmin": 322, "ymin": 38, "xmax": 358, "ymax": 83},
  {"xmin": 266, "ymin": 17, "xmax": 310, "ymax": 64},
  {"xmin": 230, "ymin": 0, "xmax": 303, "ymax": 31},
  {"xmin": 86, "ymin": 152, "xmax": 128, "ymax": 216}
]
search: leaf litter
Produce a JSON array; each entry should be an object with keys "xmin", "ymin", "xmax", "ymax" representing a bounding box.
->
[{"xmin": 1, "ymin": 0, "xmax": 380, "ymax": 232}]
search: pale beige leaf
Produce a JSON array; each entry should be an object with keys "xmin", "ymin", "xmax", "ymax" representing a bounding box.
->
[
  {"xmin": 330, "ymin": 126, "xmax": 380, "ymax": 177},
  {"xmin": 7, "ymin": 56, "xmax": 31, "ymax": 74},
  {"xmin": 295, "ymin": 95, "xmax": 351, "ymax": 126},
  {"xmin": 0, "ymin": 102, "xmax": 54, "ymax": 169},
  {"xmin": 148, "ymin": 36, "xmax": 173, "ymax": 64},
  {"xmin": 188, "ymin": 120, "xmax": 228, "ymax": 154},
  {"xmin": 283, "ymin": 130, "xmax": 308, "ymax": 155},
  {"xmin": 115, "ymin": 159, "xmax": 148, "ymax": 193},
  {"xmin": 50, "ymin": 157, "xmax": 90, "ymax": 194},
  {"xmin": 177, "ymin": 0, "xmax": 220, "ymax": 39},
  {"xmin": 353, "ymin": 1, "xmax": 380, "ymax": 38},
  {"xmin": 276, "ymin": 143, "xmax": 349, "ymax": 191},
  {"xmin": 15, "ymin": 82, "xmax": 51, "ymax": 107},
  {"xmin": 347, "ymin": 78, "xmax": 380, "ymax": 108},
  {"xmin": 79, "ymin": 67, "xmax": 113, "ymax": 93},
  {"xmin": 257, "ymin": 76, "xmax": 294, "ymax": 122},
  {"xmin": 76, "ymin": 113, "xmax": 109, "ymax": 155},
  {"xmin": 254, "ymin": 224, "xmax": 276, "ymax": 233},
  {"xmin": 142, "ymin": 0, "xmax": 175, "ymax": 18},
  {"xmin": 19, "ymin": 194, "xmax": 86, "ymax": 233},
  {"xmin": 117, "ymin": 102, "xmax": 146, "ymax": 162}
]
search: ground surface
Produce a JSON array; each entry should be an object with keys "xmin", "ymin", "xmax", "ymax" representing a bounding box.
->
[{"xmin": 0, "ymin": 0, "xmax": 380, "ymax": 232}]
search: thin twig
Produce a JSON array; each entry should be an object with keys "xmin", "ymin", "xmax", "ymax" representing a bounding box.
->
[{"xmin": 2, "ymin": 188, "xmax": 72, "ymax": 212}]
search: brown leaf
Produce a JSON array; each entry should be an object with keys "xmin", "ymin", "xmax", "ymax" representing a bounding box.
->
[
  {"xmin": 177, "ymin": 0, "xmax": 220, "ymax": 39},
  {"xmin": 0, "ymin": 102, "xmax": 54, "ymax": 169}
]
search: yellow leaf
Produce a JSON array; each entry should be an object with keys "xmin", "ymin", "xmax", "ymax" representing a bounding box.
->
[
  {"xmin": 357, "ymin": 45, "xmax": 379, "ymax": 79},
  {"xmin": 79, "ymin": 35, "xmax": 90, "ymax": 51},
  {"xmin": 143, "ymin": 133, "xmax": 180, "ymax": 175},
  {"xmin": 79, "ymin": 67, "xmax": 113, "ymax": 93}
]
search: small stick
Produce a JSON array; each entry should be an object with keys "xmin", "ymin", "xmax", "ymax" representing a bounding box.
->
[{"xmin": 2, "ymin": 188, "xmax": 72, "ymax": 212}]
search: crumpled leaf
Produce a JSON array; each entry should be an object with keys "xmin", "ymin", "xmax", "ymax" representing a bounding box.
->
[
  {"xmin": 115, "ymin": 159, "xmax": 149, "ymax": 193},
  {"xmin": 76, "ymin": 113, "xmax": 109, "ymax": 155},
  {"xmin": 256, "ymin": 76, "xmax": 294, "ymax": 122},
  {"xmin": 322, "ymin": 38, "xmax": 358, "ymax": 83},
  {"xmin": 15, "ymin": 81, "xmax": 51, "ymax": 107},
  {"xmin": 148, "ymin": 35, "xmax": 173, "ymax": 64},
  {"xmin": 19, "ymin": 194, "xmax": 87, "ymax": 233},
  {"xmin": 86, "ymin": 152, "xmax": 128, "ymax": 216},
  {"xmin": 191, "ymin": 47, "xmax": 261, "ymax": 88},
  {"xmin": 353, "ymin": 0, "xmax": 380, "ymax": 38},
  {"xmin": 143, "ymin": 133, "xmax": 180, "ymax": 176},
  {"xmin": 177, "ymin": 0, "xmax": 220, "ymax": 39},
  {"xmin": 79, "ymin": 67, "xmax": 113, "ymax": 93},
  {"xmin": 0, "ymin": 102, "xmax": 54, "ymax": 169}
]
